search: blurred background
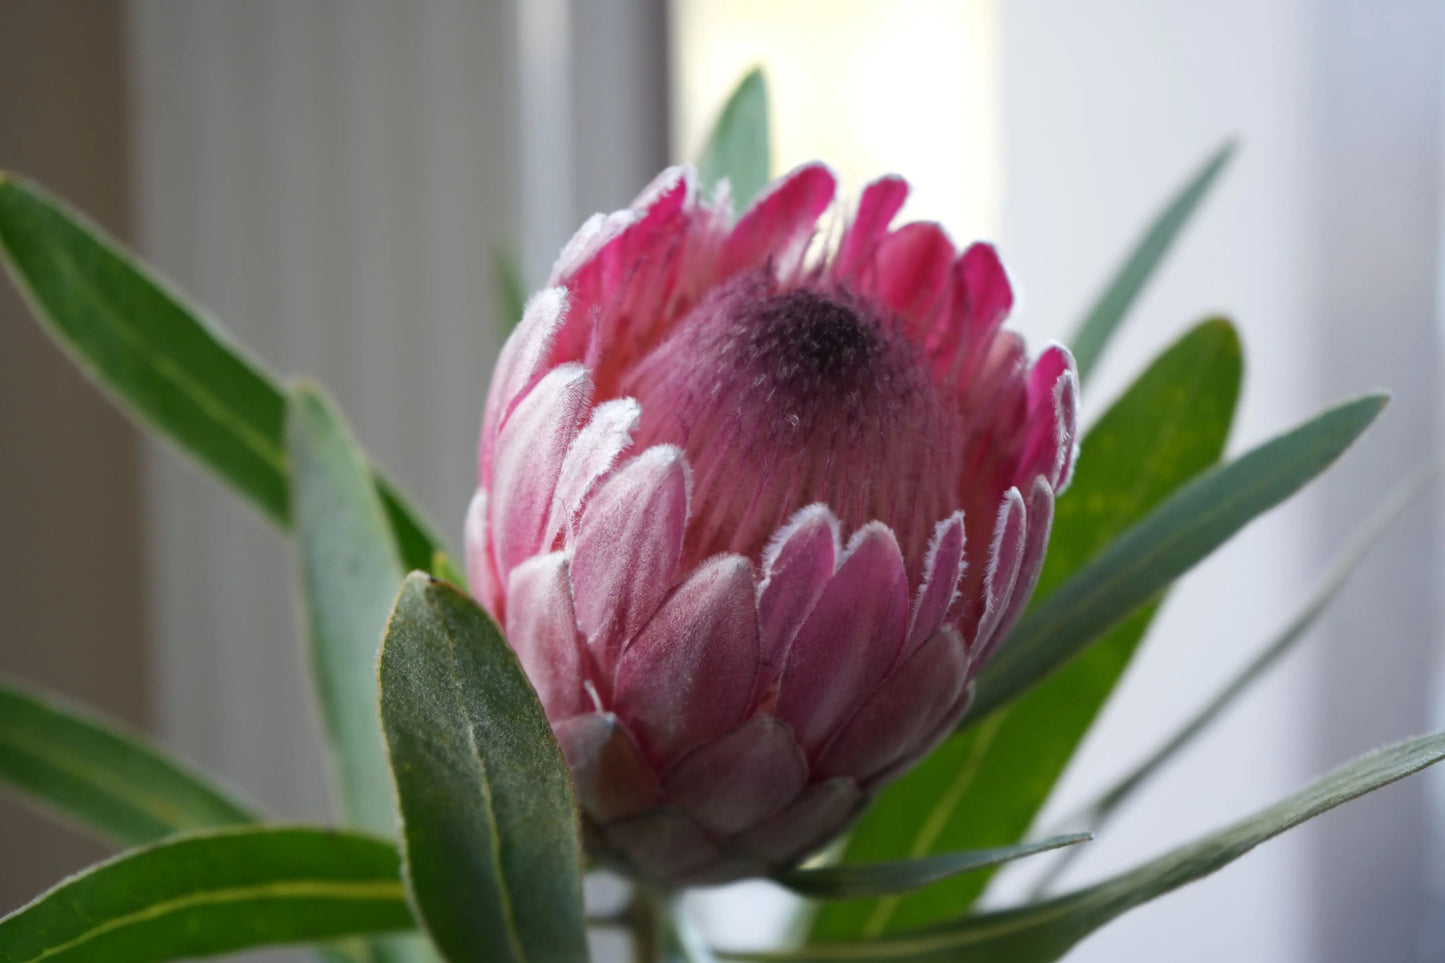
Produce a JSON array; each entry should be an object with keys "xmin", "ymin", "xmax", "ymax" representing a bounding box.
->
[{"xmin": 1, "ymin": 1, "xmax": 1442, "ymax": 960}]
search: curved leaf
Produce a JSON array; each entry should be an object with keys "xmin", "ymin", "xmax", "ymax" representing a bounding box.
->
[
  {"xmin": 0, "ymin": 827, "xmax": 413, "ymax": 963},
  {"xmin": 288, "ymin": 383, "xmax": 405, "ymax": 837},
  {"xmin": 778, "ymin": 834, "xmax": 1090, "ymax": 900},
  {"xmin": 968, "ymin": 391, "xmax": 1388, "ymax": 722},
  {"xmin": 739, "ymin": 733, "xmax": 1445, "ymax": 962},
  {"xmin": 699, "ymin": 67, "xmax": 771, "ymax": 211},
  {"xmin": 1071, "ymin": 142, "xmax": 1235, "ymax": 382},
  {"xmin": 811, "ymin": 319, "xmax": 1240, "ymax": 939},
  {"xmin": 0, "ymin": 675, "xmax": 257, "ymax": 846},
  {"xmin": 379, "ymin": 574, "xmax": 588, "ymax": 963},
  {"xmin": 0, "ymin": 174, "xmax": 443, "ymax": 569}
]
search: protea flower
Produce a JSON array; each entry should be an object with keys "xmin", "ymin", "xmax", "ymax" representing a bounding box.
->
[{"xmin": 466, "ymin": 163, "xmax": 1078, "ymax": 885}]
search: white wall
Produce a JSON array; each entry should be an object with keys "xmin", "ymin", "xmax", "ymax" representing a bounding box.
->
[{"xmin": 998, "ymin": 2, "xmax": 1442, "ymax": 961}]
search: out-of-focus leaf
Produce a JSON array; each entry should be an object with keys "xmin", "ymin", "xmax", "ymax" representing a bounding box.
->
[
  {"xmin": 0, "ymin": 173, "xmax": 443, "ymax": 570},
  {"xmin": 811, "ymin": 319, "xmax": 1240, "ymax": 939},
  {"xmin": 0, "ymin": 675, "xmax": 257, "ymax": 846},
  {"xmin": 0, "ymin": 827, "xmax": 414, "ymax": 963},
  {"xmin": 699, "ymin": 67, "xmax": 771, "ymax": 211},
  {"xmin": 378, "ymin": 574, "xmax": 587, "ymax": 963},
  {"xmin": 968, "ymin": 391, "xmax": 1388, "ymax": 722},
  {"xmin": 1029, "ymin": 464, "xmax": 1439, "ymax": 895},
  {"xmin": 288, "ymin": 383, "xmax": 404, "ymax": 837},
  {"xmin": 1071, "ymin": 143, "xmax": 1235, "ymax": 383},
  {"xmin": 493, "ymin": 245, "xmax": 528, "ymax": 338},
  {"xmin": 736, "ymin": 734, "xmax": 1445, "ymax": 963},
  {"xmin": 778, "ymin": 834, "xmax": 1090, "ymax": 900}
]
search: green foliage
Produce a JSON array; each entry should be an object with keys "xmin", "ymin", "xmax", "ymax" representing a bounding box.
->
[
  {"xmin": 1071, "ymin": 143, "xmax": 1235, "ymax": 383},
  {"xmin": 288, "ymin": 383, "xmax": 407, "ymax": 837},
  {"xmin": 734, "ymin": 734, "xmax": 1445, "ymax": 963},
  {"xmin": 0, "ymin": 676, "xmax": 257, "ymax": 846},
  {"xmin": 776, "ymin": 834, "xmax": 1090, "ymax": 900},
  {"xmin": 0, "ymin": 174, "xmax": 443, "ymax": 571},
  {"xmin": 812, "ymin": 319, "xmax": 1241, "ymax": 939},
  {"xmin": 970, "ymin": 391, "xmax": 1388, "ymax": 721},
  {"xmin": 699, "ymin": 67, "xmax": 772, "ymax": 211},
  {"xmin": 0, "ymin": 827, "xmax": 414, "ymax": 963},
  {"xmin": 378, "ymin": 575, "xmax": 588, "ymax": 963}
]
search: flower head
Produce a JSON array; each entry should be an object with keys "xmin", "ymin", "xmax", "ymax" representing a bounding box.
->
[{"xmin": 467, "ymin": 164, "xmax": 1078, "ymax": 884}]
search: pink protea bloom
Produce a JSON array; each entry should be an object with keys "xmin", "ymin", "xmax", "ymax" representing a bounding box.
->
[{"xmin": 467, "ymin": 163, "xmax": 1078, "ymax": 885}]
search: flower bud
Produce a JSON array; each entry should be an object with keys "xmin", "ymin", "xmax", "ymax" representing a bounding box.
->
[{"xmin": 468, "ymin": 164, "xmax": 1078, "ymax": 884}]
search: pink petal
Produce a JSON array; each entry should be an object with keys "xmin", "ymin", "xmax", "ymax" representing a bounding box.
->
[
  {"xmin": 735, "ymin": 777, "xmax": 863, "ymax": 865},
  {"xmin": 984, "ymin": 478, "xmax": 1055, "ymax": 660},
  {"xmin": 488, "ymin": 363, "xmax": 591, "ymax": 578},
  {"xmin": 834, "ymin": 175, "xmax": 908, "ymax": 281},
  {"xmin": 548, "ymin": 209, "xmax": 640, "ymax": 284},
  {"xmin": 906, "ymin": 511, "xmax": 967, "ymax": 659},
  {"xmin": 935, "ymin": 243, "xmax": 1014, "ymax": 383},
  {"xmin": 613, "ymin": 555, "xmax": 760, "ymax": 767},
  {"xmin": 505, "ymin": 552, "xmax": 590, "ymax": 721},
  {"xmin": 464, "ymin": 489, "xmax": 506, "ymax": 621},
  {"xmin": 543, "ymin": 397, "xmax": 642, "ymax": 547},
  {"xmin": 756, "ymin": 505, "xmax": 841, "ymax": 697},
  {"xmin": 774, "ymin": 523, "xmax": 910, "ymax": 756},
  {"xmin": 969, "ymin": 488, "xmax": 1028, "ymax": 662},
  {"xmin": 664, "ymin": 715, "xmax": 808, "ymax": 836},
  {"xmin": 571, "ymin": 445, "xmax": 691, "ymax": 674},
  {"xmin": 479, "ymin": 287, "xmax": 568, "ymax": 480},
  {"xmin": 872, "ymin": 221, "xmax": 957, "ymax": 333},
  {"xmin": 815, "ymin": 628, "xmax": 969, "ymax": 782},
  {"xmin": 553, "ymin": 712, "xmax": 663, "ymax": 823},
  {"xmin": 603, "ymin": 810, "xmax": 720, "ymax": 881},
  {"xmin": 868, "ymin": 683, "xmax": 974, "ymax": 789},
  {"xmin": 1019, "ymin": 345, "xmax": 1080, "ymax": 491},
  {"xmin": 722, "ymin": 163, "xmax": 836, "ymax": 278}
]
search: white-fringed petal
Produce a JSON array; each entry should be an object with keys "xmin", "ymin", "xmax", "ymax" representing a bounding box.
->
[
  {"xmin": 774, "ymin": 522, "xmax": 909, "ymax": 756},
  {"xmin": 489, "ymin": 363, "xmax": 591, "ymax": 579},
  {"xmin": 479, "ymin": 287, "xmax": 569, "ymax": 478},
  {"xmin": 906, "ymin": 511, "xmax": 967, "ymax": 659},
  {"xmin": 571, "ymin": 445, "xmax": 691, "ymax": 673},
  {"xmin": 505, "ymin": 552, "xmax": 589, "ymax": 721},
  {"xmin": 613, "ymin": 554, "xmax": 759, "ymax": 767},
  {"xmin": 544, "ymin": 397, "xmax": 642, "ymax": 548},
  {"xmin": 970, "ymin": 487, "xmax": 1028, "ymax": 661}
]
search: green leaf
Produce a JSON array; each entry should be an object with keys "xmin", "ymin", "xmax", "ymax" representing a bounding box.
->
[
  {"xmin": 811, "ymin": 319, "xmax": 1240, "ymax": 939},
  {"xmin": 736, "ymin": 733, "xmax": 1445, "ymax": 963},
  {"xmin": 0, "ymin": 675, "xmax": 257, "ymax": 847},
  {"xmin": 0, "ymin": 826, "xmax": 414, "ymax": 963},
  {"xmin": 699, "ymin": 67, "xmax": 771, "ymax": 211},
  {"xmin": 288, "ymin": 382, "xmax": 405, "ymax": 838},
  {"xmin": 778, "ymin": 834, "xmax": 1090, "ymax": 900},
  {"xmin": 1071, "ymin": 143, "xmax": 1235, "ymax": 383},
  {"xmin": 494, "ymin": 245, "xmax": 528, "ymax": 338},
  {"xmin": 379, "ymin": 574, "xmax": 587, "ymax": 963},
  {"xmin": 968, "ymin": 390, "xmax": 1388, "ymax": 722},
  {"xmin": 1028, "ymin": 464, "xmax": 1439, "ymax": 896},
  {"xmin": 0, "ymin": 174, "xmax": 443, "ymax": 570}
]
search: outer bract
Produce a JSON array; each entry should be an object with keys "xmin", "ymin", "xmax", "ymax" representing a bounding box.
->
[{"xmin": 467, "ymin": 164, "xmax": 1078, "ymax": 885}]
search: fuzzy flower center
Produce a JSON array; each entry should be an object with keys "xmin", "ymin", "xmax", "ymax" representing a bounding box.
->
[{"xmin": 622, "ymin": 270, "xmax": 962, "ymax": 574}]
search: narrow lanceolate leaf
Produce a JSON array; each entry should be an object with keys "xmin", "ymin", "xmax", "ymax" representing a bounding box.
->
[
  {"xmin": 699, "ymin": 67, "xmax": 771, "ymax": 212},
  {"xmin": 0, "ymin": 827, "xmax": 414, "ymax": 963},
  {"xmin": 288, "ymin": 383, "xmax": 405, "ymax": 837},
  {"xmin": 742, "ymin": 734, "xmax": 1445, "ymax": 963},
  {"xmin": 379, "ymin": 575, "xmax": 587, "ymax": 963},
  {"xmin": 0, "ymin": 675, "xmax": 257, "ymax": 846},
  {"xmin": 778, "ymin": 834, "xmax": 1090, "ymax": 900},
  {"xmin": 1028, "ymin": 465, "xmax": 1439, "ymax": 896},
  {"xmin": 812, "ymin": 319, "xmax": 1240, "ymax": 940},
  {"xmin": 1070, "ymin": 142, "xmax": 1235, "ymax": 383},
  {"xmin": 0, "ymin": 174, "xmax": 443, "ymax": 570},
  {"xmin": 968, "ymin": 391, "xmax": 1388, "ymax": 722}
]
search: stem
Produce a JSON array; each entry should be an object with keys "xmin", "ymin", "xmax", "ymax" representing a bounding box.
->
[{"xmin": 626, "ymin": 884, "xmax": 669, "ymax": 963}]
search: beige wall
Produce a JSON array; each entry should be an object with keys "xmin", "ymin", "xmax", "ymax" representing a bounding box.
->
[{"xmin": 0, "ymin": 0, "xmax": 148, "ymax": 909}]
